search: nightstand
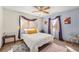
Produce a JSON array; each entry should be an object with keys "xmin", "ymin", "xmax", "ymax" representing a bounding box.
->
[
  {"xmin": 40, "ymin": 30, "xmax": 45, "ymax": 33},
  {"xmin": 2, "ymin": 35, "xmax": 16, "ymax": 47}
]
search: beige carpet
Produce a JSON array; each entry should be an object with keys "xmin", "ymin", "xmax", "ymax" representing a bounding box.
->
[{"xmin": 40, "ymin": 43, "xmax": 67, "ymax": 52}]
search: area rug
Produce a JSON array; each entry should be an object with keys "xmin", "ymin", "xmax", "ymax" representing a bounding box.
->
[
  {"xmin": 8, "ymin": 43, "xmax": 68, "ymax": 52},
  {"xmin": 8, "ymin": 44, "xmax": 30, "ymax": 52}
]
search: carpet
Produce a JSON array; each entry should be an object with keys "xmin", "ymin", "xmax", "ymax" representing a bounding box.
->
[
  {"xmin": 8, "ymin": 43, "xmax": 67, "ymax": 52},
  {"xmin": 41, "ymin": 43, "xmax": 67, "ymax": 52},
  {"xmin": 8, "ymin": 44, "xmax": 30, "ymax": 52}
]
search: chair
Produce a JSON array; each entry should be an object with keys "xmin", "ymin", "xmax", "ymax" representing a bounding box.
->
[{"xmin": 70, "ymin": 34, "xmax": 79, "ymax": 44}]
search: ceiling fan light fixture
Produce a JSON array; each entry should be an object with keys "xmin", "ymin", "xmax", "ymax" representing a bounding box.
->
[{"xmin": 33, "ymin": 6, "xmax": 50, "ymax": 14}]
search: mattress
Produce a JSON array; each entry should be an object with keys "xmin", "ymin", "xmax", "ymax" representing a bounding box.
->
[{"xmin": 21, "ymin": 33, "xmax": 53, "ymax": 52}]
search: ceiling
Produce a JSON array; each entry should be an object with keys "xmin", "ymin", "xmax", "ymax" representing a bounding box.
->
[{"xmin": 3, "ymin": 6, "xmax": 79, "ymax": 17}]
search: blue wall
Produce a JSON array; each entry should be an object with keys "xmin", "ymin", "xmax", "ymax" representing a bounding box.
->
[{"xmin": 50, "ymin": 8, "xmax": 79, "ymax": 41}]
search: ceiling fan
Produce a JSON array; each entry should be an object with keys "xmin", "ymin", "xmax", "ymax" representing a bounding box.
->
[{"xmin": 32, "ymin": 6, "xmax": 50, "ymax": 14}]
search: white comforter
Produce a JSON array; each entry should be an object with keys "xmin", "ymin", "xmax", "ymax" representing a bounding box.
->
[{"xmin": 21, "ymin": 33, "xmax": 53, "ymax": 52}]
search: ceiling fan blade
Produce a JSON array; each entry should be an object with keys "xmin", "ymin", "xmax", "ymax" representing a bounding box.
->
[
  {"xmin": 34, "ymin": 6, "xmax": 40, "ymax": 10},
  {"xmin": 42, "ymin": 11, "xmax": 49, "ymax": 14},
  {"xmin": 39, "ymin": 6, "xmax": 44, "ymax": 9},
  {"xmin": 32, "ymin": 11, "xmax": 39, "ymax": 13},
  {"xmin": 43, "ymin": 7, "xmax": 50, "ymax": 10},
  {"xmin": 34, "ymin": 6, "xmax": 44, "ymax": 11}
]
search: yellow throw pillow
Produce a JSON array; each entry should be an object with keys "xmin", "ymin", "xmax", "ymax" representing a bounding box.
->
[{"xmin": 24, "ymin": 28, "xmax": 37, "ymax": 34}]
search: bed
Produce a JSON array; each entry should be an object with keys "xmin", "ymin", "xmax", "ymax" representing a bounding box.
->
[
  {"xmin": 18, "ymin": 15, "xmax": 53, "ymax": 52},
  {"xmin": 21, "ymin": 33, "xmax": 53, "ymax": 52}
]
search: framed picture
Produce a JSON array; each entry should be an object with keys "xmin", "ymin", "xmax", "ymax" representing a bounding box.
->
[{"xmin": 64, "ymin": 17, "xmax": 71, "ymax": 24}]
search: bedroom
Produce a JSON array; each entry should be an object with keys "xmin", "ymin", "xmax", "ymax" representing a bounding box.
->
[{"xmin": 0, "ymin": 6, "xmax": 79, "ymax": 52}]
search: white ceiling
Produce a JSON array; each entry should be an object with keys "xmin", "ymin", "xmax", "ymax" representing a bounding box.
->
[{"xmin": 3, "ymin": 6, "xmax": 79, "ymax": 17}]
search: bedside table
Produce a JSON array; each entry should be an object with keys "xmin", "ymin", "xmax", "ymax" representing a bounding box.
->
[
  {"xmin": 2, "ymin": 35, "xmax": 16, "ymax": 47},
  {"xmin": 40, "ymin": 30, "xmax": 45, "ymax": 33}
]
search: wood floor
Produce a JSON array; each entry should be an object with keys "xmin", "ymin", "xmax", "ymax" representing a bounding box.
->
[
  {"xmin": 0, "ymin": 39, "xmax": 79, "ymax": 52},
  {"xmin": 0, "ymin": 40, "xmax": 24, "ymax": 52}
]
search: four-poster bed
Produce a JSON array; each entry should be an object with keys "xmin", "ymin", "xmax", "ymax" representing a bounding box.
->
[{"xmin": 18, "ymin": 15, "xmax": 53, "ymax": 52}]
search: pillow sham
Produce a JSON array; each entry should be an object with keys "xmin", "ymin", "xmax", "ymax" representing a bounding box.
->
[{"xmin": 24, "ymin": 28, "xmax": 38, "ymax": 34}]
